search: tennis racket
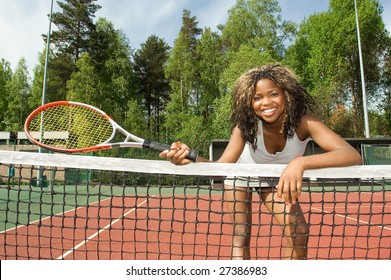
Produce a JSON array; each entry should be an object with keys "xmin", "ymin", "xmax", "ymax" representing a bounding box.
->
[{"xmin": 24, "ymin": 100, "xmax": 198, "ymax": 161}]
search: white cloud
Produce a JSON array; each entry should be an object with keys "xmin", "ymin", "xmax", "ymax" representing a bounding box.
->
[
  {"xmin": 0, "ymin": 1, "xmax": 49, "ymax": 73},
  {"xmin": 96, "ymin": 0, "xmax": 182, "ymax": 47}
]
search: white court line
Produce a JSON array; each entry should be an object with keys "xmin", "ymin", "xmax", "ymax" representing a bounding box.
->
[
  {"xmin": 310, "ymin": 190, "xmax": 391, "ymax": 231},
  {"xmin": 57, "ymin": 196, "xmax": 154, "ymax": 260},
  {"xmin": 0, "ymin": 196, "xmax": 112, "ymax": 234},
  {"xmin": 311, "ymin": 192, "xmax": 391, "ymax": 233}
]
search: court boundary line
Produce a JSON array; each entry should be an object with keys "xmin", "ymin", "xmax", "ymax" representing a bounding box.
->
[
  {"xmin": 310, "ymin": 191, "xmax": 391, "ymax": 232},
  {"xmin": 0, "ymin": 195, "xmax": 114, "ymax": 234},
  {"xmin": 311, "ymin": 206, "xmax": 391, "ymax": 231},
  {"xmin": 1, "ymin": 186, "xmax": 389, "ymax": 259},
  {"xmin": 56, "ymin": 196, "xmax": 154, "ymax": 260},
  {"xmin": 1, "ymin": 191, "xmax": 388, "ymax": 234}
]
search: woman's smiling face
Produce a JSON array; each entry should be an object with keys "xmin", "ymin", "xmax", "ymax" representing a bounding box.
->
[{"xmin": 252, "ymin": 78, "xmax": 286, "ymax": 125}]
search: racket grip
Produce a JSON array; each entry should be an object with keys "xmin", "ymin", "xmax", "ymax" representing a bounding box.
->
[{"xmin": 143, "ymin": 140, "xmax": 198, "ymax": 162}]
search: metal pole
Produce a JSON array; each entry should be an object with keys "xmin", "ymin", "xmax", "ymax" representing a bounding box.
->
[
  {"xmin": 42, "ymin": 0, "xmax": 53, "ymax": 108},
  {"xmin": 37, "ymin": 0, "xmax": 54, "ymax": 189},
  {"xmin": 354, "ymin": 0, "xmax": 370, "ymax": 138}
]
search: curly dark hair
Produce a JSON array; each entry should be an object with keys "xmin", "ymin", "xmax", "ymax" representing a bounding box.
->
[{"xmin": 231, "ymin": 64, "xmax": 315, "ymax": 150}]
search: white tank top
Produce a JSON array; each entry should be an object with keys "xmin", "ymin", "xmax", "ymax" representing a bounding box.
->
[{"xmin": 237, "ymin": 121, "xmax": 311, "ymax": 164}]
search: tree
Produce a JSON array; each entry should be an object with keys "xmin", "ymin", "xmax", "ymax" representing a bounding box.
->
[
  {"xmin": 286, "ymin": 0, "xmax": 389, "ymax": 137},
  {"xmin": 121, "ymin": 100, "xmax": 148, "ymax": 149},
  {"xmin": 286, "ymin": 12, "xmax": 342, "ymax": 122},
  {"xmin": 220, "ymin": 0, "xmax": 294, "ymax": 59},
  {"xmin": 5, "ymin": 58, "xmax": 31, "ymax": 131},
  {"xmin": 94, "ymin": 19, "xmax": 135, "ymax": 123},
  {"xmin": 66, "ymin": 18, "xmax": 135, "ymax": 124},
  {"xmin": 379, "ymin": 23, "xmax": 391, "ymax": 136},
  {"xmin": 328, "ymin": 104, "xmax": 354, "ymax": 137},
  {"xmin": 165, "ymin": 9, "xmax": 202, "ymax": 103},
  {"xmin": 66, "ymin": 53, "xmax": 99, "ymax": 104},
  {"xmin": 43, "ymin": 0, "xmax": 101, "ymax": 104},
  {"xmin": 164, "ymin": 10, "xmax": 202, "ymax": 142},
  {"xmin": 133, "ymin": 35, "xmax": 170, "ymax": 140},
  {"xmin": 50, "ymin": 0, "xmax": 101, "ymax": 61},
  {"xmin": 329, "ymin": 0, "xmax": 388, "ymax": 137},
  {"xmin": 28, "ymin": 47, "xmax": 74, "ymax": 105},
  {"xmin": 0, "ymin": 59, "xmax": 13, "ymax": 130},
  {"xmin": 196, "ymin": 28, "xmax": 224, "ymax": 119}
]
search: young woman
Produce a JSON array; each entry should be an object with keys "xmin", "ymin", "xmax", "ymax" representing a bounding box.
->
[{"xmin": 160, "ymin": 64, "xmax": 362, "ymax": 260}]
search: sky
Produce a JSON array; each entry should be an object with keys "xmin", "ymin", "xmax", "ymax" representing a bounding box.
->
[{"xmin": 1, "ymin": 0, "xmax": 390, "ymax": 75}]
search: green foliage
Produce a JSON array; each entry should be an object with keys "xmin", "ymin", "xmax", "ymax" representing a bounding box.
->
[
  {"xmin": 123, "ymin": 100, "xmax": 148, "ymax": 139},
  {"xmin": 41, "ymin": 0, "xmax": 102, "ymax": 105},
  {"xmin": 1, "ymin": 0, "xmax": 390, "ymax": 156},
  {"xmin": 4, "ymin": 58, "xmax": 31, "ymax": 131},
  {"xmin": 28, "ymin": 51, "xmax": 45, "ymax": 110},
  {"xmin": 210, "ymin": 93, "xmax": 233, "ymax": 140},
  {"xmin": 133, "ymin": 35, "xmax": 170, "ymax": 141},
  {"xmin": 50, "ymin": 0, "xmax": 101, "ymax": 61},
  {"xmin": 97, "ymin": 22, "xmax": 135, "ymax": 123},
  {"xmin": 378, "ymin": 90, "xmax": 391, "ymax": 136},
  {"xmin": 0, "ymin": 60, "xmax": 13, "ymax": 130},
  {"xmin": 286, "ymin": 0, "xmax": 389, "ymax": 137},
  {"xmin": 196, "ymin": 28, "xmax": 224, "ymax": 118},
  {"xmin": 164, "ymin": 90, "xmax": 188, "ymax": 140},
  {"xmin": 220, "ymin": 44, "xmax": 276, "ymax": 92},
  {"xmin": 66, "ymin": 18, "xmax": 135, "ymax": 125},
  {"xmin": 221, "ymin": 0, "xmax": 290, "ymax": 58},
  {"xmin": 165, "ymin": 33, "xmax": 197, "ymax": 113},
  {"xmin": 177, "ymin": 114, "xmax": 211, "ymax": 155},
  {"xmin": 165, "ymin": 10, "xmax": 202, "ymax": 113},
  {"xmin": 66, "ymin": 53, "xmax": 99, "ymax": 104},
  {"xmin": 328, "ymin": 104, "xmax": 354, "ymax": 137}
]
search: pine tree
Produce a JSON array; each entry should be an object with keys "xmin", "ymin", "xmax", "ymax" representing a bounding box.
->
[{"xmin": 133, "ymin": 35, "xmax": 170, "ymax": 140}]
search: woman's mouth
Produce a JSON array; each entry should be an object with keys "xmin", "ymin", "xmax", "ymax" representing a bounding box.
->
[{"xmin": 262, "ymin": 108, "xmax": 276, "ymax": 116}]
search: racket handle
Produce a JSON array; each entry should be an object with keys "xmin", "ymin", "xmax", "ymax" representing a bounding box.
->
[{"xmin": 143, "ymin": 140, "xmax": 198, "ymax": 162}]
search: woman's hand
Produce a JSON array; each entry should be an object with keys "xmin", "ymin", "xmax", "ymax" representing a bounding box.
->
[
  {"xmin": 159, "ymin": 142, "xmax": 194, "ymax": 165},
  {"xmin": 276, "ymin": 157, "xmax": 305, "ymax": 204}
]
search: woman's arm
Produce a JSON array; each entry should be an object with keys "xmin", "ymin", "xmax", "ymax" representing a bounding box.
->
[
  {"xmin": 277, "ymin": 113, "xmax": 362, "ymax": 204},
  {"xmin": 296, "ymin": 114, "xmax": 362, "ymax": 169},
  {"xmin": 159, "ymin": 126, "xmax": 246, "ymax": 165},
  {"xmin": 216, "ymin": 126, "xmax": 246, "ymax": 163}
]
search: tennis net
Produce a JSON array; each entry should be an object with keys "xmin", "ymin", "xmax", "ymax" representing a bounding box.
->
[{"xmin": 0, "ymin": 150, "xmax": 390, "ymax": 260}]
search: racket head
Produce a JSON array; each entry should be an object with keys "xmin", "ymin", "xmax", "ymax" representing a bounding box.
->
[{"xmin": 24, "ymin": 101, "xmax": 116, "ymax": 153}]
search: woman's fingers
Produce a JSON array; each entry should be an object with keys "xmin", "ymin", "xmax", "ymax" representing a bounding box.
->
[{"xmin": 276, "ymin": 179, "xmax": 302, "ymax": 204}]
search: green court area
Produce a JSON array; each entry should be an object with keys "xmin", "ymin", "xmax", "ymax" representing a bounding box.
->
[
  {"xmin": 302, "ymin": 178, "xmax": 391, "ymax": 192},
  {"xmin": 1, "ymin": 178, "xmax": 390, "ymax": 233},
  {"xmin": 0, "ymin": 179, "xmax": 222, "ymax": 232},
  {"xmin": 1, "ymin": 168, "xmax": 390, "ymax": 233},
  {"xmin": 1, "ymin": 175, "xmax": 390, "ymax": 260}
]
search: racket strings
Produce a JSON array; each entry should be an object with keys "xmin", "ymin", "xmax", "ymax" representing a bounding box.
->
[{"xmin": 27, "ymin": 105, "xmax": 114, "ymax": 149}]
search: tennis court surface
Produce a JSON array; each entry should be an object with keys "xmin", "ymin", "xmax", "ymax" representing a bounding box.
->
[{"xmin": 0, "ymin": 150, "xmax": 390, "ymax": 260}]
